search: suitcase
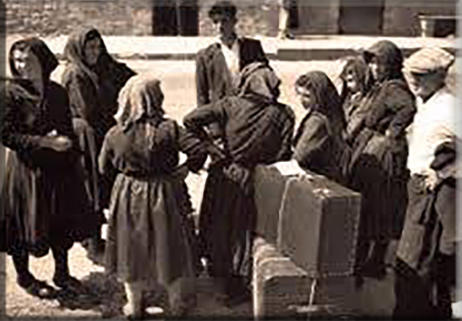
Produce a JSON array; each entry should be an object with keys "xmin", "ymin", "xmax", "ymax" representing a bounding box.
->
[
  {"xmin": 252, "ymin": 236, "xmax": 310, "ymax": 317},
  {"xmin": 252, "ymin": 237, "xmax": 357, "ymax": 318},
  {"xmin": 254, "ymin": 164, "xmax": 361, "ymax": 278}
]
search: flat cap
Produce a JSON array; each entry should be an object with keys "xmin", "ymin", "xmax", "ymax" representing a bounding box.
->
[{"xmin": 404, "ymin": 47, "xmax": 454, "ymax": 74}]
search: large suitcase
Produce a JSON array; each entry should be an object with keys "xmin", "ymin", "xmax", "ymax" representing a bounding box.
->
[
  {"xmin": 254, "ymin": 164, "xmax": 361, "ymax": 278},
  {"xmin": 252, "ymin": 237, "xmax": 357, "ymax": 318}
]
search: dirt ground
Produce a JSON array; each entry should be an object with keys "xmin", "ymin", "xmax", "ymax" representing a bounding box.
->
[{"xmin": 4, "ymin": 57, "xmax": 459, "ymax": 319}]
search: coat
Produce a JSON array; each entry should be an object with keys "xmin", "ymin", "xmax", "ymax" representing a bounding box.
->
[{"xmin": 195, "ymin": 37, "xmax": 268, "ymax": 107}]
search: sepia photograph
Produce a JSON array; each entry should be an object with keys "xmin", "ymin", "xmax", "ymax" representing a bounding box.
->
[{"xmin": 0, "ymin": 0, "xmax": 460, "ymax": 319}]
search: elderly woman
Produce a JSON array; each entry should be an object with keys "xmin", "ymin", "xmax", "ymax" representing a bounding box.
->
[
  {"xmin": 62, "ymin": 27, "xmax": 136, "ymax": 148},
  {"xmin": 183, "ymin": 62, "xmax": 295, "ymax": 304},
  {"xmin": 293, "ymin": 71, "xmax": 348, "ymax": 184},
  {"xmin": 99, "ymin": 75, "xmax": 206, "ymax": 318},
  {"xmin": 1, "ymin": 38, "xmax": 97, "ymax": 297},
  {"xmin": 348, "ymin": 40, "xmax": 416, "ymax": 283},
  {"xmin": 61, "ymin": 27, "xmax": 136, "ymax": 262}
]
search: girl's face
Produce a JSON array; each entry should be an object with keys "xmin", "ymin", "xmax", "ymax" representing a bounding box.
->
[
  {"xmin": 13, "ymin": 49, "xmax": 42, "ymax": 82},
  {"xmin": 84, "ymin": 37, "xmax": 102, "ymax": 66},
  {"xmin": 369, "ymin": 56, "xmax": 387, "ymax": 82},
  {"xmin": 344, "ymin": 67, "xmax": 360, "ymax": 93},
  {"xmin": 296, "ymin": 86, "xmax": 316, "ymax": 110}
]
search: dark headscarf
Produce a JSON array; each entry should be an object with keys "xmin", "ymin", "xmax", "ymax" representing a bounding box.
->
[
  {"xmin": 363, "ymin": 40, "xmax": 404, "ymax": 82},
  {"xmin": 235, "ymin": 62, "xmax": 281, "ymax": 103},
  {"xmin": 295, "ymin": 71, "xmax": 346, "ymax": 135},
  {"xmin": 9, "ymin": 37, "xmax": 58, "ymax": 83}
]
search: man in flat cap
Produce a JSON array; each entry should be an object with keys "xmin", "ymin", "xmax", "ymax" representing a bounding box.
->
[{"xmin": 394, "ymin": 47, "xmax": 458, "ymax": 319}]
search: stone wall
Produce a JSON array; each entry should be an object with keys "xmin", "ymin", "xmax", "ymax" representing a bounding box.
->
[
  {"xmin": 5, "ymin": 0, "xmax": 152, "ymax": 36},
  {"xmin": 198, "ymin": 0, "xmax": 279, "ymax": 37},
  {"xmin": 383, "ymin": 0, "xmax": 457, "ymax": 36},
  {"xmin": 3, "ymin": 0, "xmax": 457, "ymax": 37}
]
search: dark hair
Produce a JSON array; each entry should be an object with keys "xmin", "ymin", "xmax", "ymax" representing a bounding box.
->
[
  {"xmin": 295, "ymin": 71, "xmax": 346, "ymax": 133},
  {"xmin": 339, "ymin": 56, "xmax": 372, "ymax": 103},
  {"xmin": 208, "ymin": 1, "xmax": 237, "ymax": 20}
]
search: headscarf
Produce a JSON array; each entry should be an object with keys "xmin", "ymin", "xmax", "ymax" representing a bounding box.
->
[
  {"xmin": 9, "ymin": 37, "xmax": 58, "ymax": 84},
  {"xmin": 339, "ymin": 56, "xmax": 372, "ymax": 99},
  {"xmin": 235, "ymin": 62, "xmax": 281, "ymax": 103},
  {"xmin": 114, "ymin": 74, "xmax": 165, "ymax": 132},
  {"xmin": 62, "ymin": 27, "xmax": 104, "ymax": 89},
  {"xmin": 294, "ymin": 71, "xmax": 346, "ymax": 141},
  {"xmin": 363, "ymin": 40, "xmax": 404, "ymax": 82}
]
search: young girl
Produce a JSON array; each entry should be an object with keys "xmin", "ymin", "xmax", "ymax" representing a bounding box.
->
[
  {"xmin": 293, "ymin": 71, "xmax": 348, "ymax": 184},
  {"xmin": 339, "ymin": 56, "xmax": 371, "ymax": 143},
  {"xmin": 99, "ymin": 75, "xmax": 206, "ymax": 318}
]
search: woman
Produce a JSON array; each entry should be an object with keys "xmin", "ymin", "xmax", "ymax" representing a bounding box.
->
[
  {"xmin": 100, "ymin": 75, "xmax": 206, "ymax": 318},
  {"xmin": 339, "ymin": 56, "xmax": 372, "ymax": 142},
  {"xmin": 183, "ymin": 62, "xmax": 295, "ymax": 304},
  {"xmin": 61, "ymin": 27, "xmax": 136, "ymax": 261},
  {"xmin": 348, "ymin": 40, "xmax": 416, "ymax": 282},
  {"xmin": 62, "ymin": 27, "xmax": 136, "ymax": 149},
  {"xmin": 1, "ymin": 38, "xmax": 98, "ymax": 297},
  {"xmin": 293, "ymin": 71, "xmax": 348, "ymax": 184}
]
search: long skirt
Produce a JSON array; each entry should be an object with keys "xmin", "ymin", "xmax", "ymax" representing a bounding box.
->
[
  {"xmin": 198, "ymin": 165, "xmax": 256, "ymax": 285},
  {"xmin": 349, "ymin": 129, "xmax": 409, "ymax": 241},
  {"xmin": 1, "ymin": 150, "xmax": 97, "ymax": 256},
  {"xmin": 104, "ymin": 173, "xmax": 197, "ymax": 288}
]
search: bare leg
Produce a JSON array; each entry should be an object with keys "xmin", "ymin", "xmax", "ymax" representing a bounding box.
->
[{"xmin": 124, "ymin": 281, "xmax": 145, "ymax": 318}]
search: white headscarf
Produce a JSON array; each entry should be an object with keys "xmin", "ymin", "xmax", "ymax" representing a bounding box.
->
[{"xmin": 114, "ymin": 74, "xmax": 164, "ymax": 131}]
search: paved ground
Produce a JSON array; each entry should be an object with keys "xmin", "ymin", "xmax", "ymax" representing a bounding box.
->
[
  {"xmin": 5, "ymin": 35, "xmax": 456, "ymax": 60},
  {"xmin": 3, "ymin": 48, "xmax": 460, "ymax": 319}
]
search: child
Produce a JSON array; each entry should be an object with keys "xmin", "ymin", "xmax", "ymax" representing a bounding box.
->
[{"xmin": 99, "ymin": 75, "xmax": 206, "ymax": 318}]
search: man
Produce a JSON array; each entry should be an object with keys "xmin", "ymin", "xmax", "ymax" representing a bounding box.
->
[
  {"xmin": 394, "ymin": 47, "xmax": 458, "ymax": 319},
  {"xmin": 194, "ymin": 0, "xmax": 268, "ymax": 281},
  {"xmin": 278, "ymin": 0, "xmax": 299, "ymax": 39},
  {"xmin": 196, "ymin": 0, "xmax": 268, "ymax": 109}
]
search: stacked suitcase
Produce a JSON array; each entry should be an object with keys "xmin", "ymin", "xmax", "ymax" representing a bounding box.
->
[{"xmin": 252, "ymin": 163, "xmax": 361, "ymax": 317}]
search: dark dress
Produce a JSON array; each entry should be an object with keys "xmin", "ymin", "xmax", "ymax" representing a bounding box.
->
[
  {"xmin": 100, "ymin": 118, "xmax": 206, "ymax": 285},
  {"xmin": 349, "ymin": 78, "xmax": 416, "ymax": 244},
  {"xmin": 183, "ymin": 95, "xmax": 295, "ymax": 285},
  {"xmin": 61, "ymin": 28, "xmax": 136, "ymax": 213},
  {"xmin": 293, "ymin": 110, "xmax": 347, "ymax": 184},
  {"xmin": 1, "ymin": 80, "xmax": 98, "ymax": 256}
]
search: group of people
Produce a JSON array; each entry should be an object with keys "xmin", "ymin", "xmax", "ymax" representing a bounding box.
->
[{"xmin": 0, "ymin": 0, "xmax": 457, "ymax": 319}]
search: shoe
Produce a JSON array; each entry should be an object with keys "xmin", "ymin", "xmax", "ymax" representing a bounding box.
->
[
  {"xmin": 361, "ymin": 263, "xmax": 387, "ymax": 280},
  {"xmin": 86, "ymin": 238, "xmax": 106, "ymax": 266},
  {"xmin": 17, "ymin": 275, "xmax": 56, "ymax": 299},
  {"xmin": 224, "ymin": 281, "xmax": 251, "ymax": 307},
  {"xmin": 53, "ymin": 274, "xmax": 84, "ymax": 292}
]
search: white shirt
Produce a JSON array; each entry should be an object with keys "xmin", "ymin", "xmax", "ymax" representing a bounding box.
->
[
  {"xmin": 407, "ymin": 88, "xmax": 456, "ymax": 175},
  {"xmin": 220, "ymin": 38, "xmax": 240, "ymax": 85}
]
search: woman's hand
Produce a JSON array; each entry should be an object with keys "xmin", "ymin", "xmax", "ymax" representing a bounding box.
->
[
  {"xmin": 48, "ymin": 136, "xmax": 73, "ymax": 152},
  {"xmin": 172, "ymin": 164, "xmax": 189, "ymax": 181}
]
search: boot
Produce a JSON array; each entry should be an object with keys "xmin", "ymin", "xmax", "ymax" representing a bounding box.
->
[
  {"xmin": 52, "ymin": 247, "xmax": 83, "ymax": 291},
  {"xmin": 13, "ymin": 249, "xmax": 55, "ymax": 298},
  {"xmin": 86, "ymin": 235, "xmax": 106, "ymax": 266}
]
